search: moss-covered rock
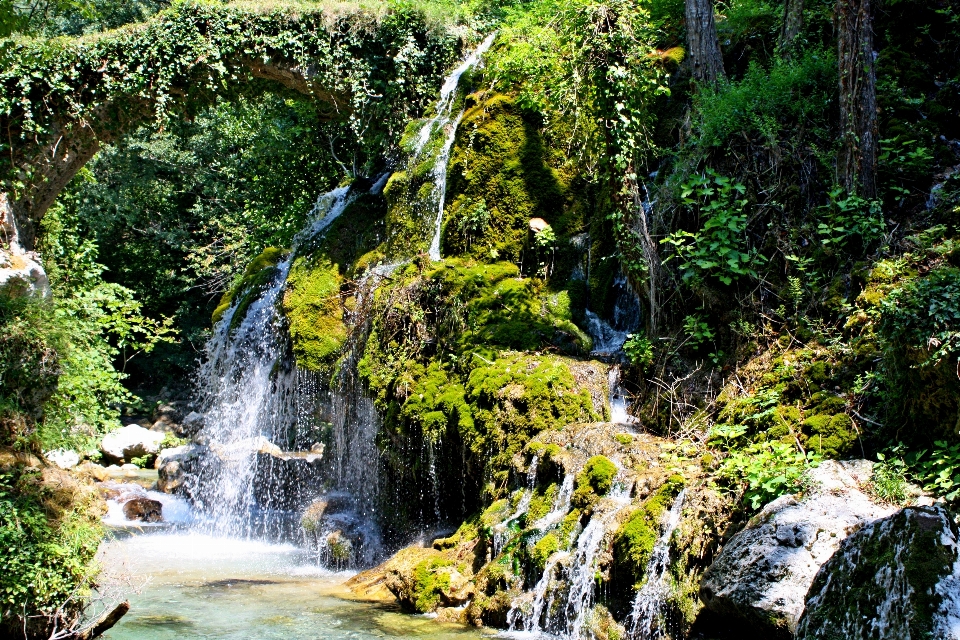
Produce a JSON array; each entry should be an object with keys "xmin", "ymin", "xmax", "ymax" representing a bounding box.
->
[
  {"xmin": 612, "ymin": 474, "xmax": 685, "ymax": 588},
  {"xmin": 442, "ymin": 93, "xmax": 580, "ymax": 264},
  {"xmin": 212, "ymin": 246, "xmax": 286, "ymax": 326},
  {"xmin": 571, "ymin": 455, "xmax": 618, "ymax": 511},
  {"xmin": 797, "ymin": 506, "xmax": 960, "ymax": 640},
  {"xmin": 282, "ymin": 257, "xmax": 347, "ymax": 371}
]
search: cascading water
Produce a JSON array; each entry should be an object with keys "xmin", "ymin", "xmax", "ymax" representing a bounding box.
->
[
  {"xmin": 492, "ymin": 455, "xmax": 539, "ymax": 556},
  {"xmin": 562, "ymin": 481, "xmax": 632, "ymax": 639},
  {"xmin": 628, "ymin": 490, "xmax": 686, "ymax": 639},
  {"xmin": 193, "ymin": 184, "xmax": 363, "ymax": 541},
  {"xmin": 508, "ymin": 475, "xmax": 633, "ymax": 639},
  {"xmin": 609, "ymin": 365, "xmax": 638, "ymax": 425},
  {"xmin": 412, "ymin": 33, "xmax": 496, "ymax": 260},
  {"xmin": 585, "ymin": 273, "xmax": 642, "ymax": 358},
  {"xmin": 194, "ymin": 255, "xmax": 297, "ymax": 538}
]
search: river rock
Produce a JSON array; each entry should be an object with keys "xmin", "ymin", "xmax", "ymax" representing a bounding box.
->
[
  {"xmin": 122, "ymin": 497, "xmax": 163, "ymax": 522},
  {"xmin": 156, "ymin": 444, "xmax": 202, "ymax": 495},
  {"xmin": 45, "ymin": 449, "xmax": 80, "ymax": 469},
  {"xmin": 796, "ymin": 505, "xmax": 960, "ymax": 640},
  {"xmin": 100, "ymin": 424, "xmax": 165, "ymax": 464},
  {"xmin": 699, "ymin": 460, "xmax": 896, "ymax": 637},
  {"xmin": 180, "ymin": 411, "xmax": 205, "ymax": 436}
]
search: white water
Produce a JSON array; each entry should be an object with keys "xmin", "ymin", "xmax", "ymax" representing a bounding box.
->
[
  {"xmin": 563, "ymin": 483, "xmax": 632, "ymax": 639},
  {"xmin": 194, "ymin": 183, "xmax": 376, "ymax": 544},
  {"xmin": 628, "ymin": 490, "xmax": 686, "ymax": 639},
  {"xmin": 529, "ymin": 472, "xmax": 575, "ymax": 532},
  {"xmin": 608, "ymin": 365, "xmax": 638, "ymax": 425},
  {"xmin": 492, "ymin": 456, "xmax": 539, "ymax": 557},
  {"xmin": 413, "ymin": 34, "xmax": 497, "ymax": 156},
  {"xmin": 585, "ymin": 273, "xmax": 642, "ymax": 358},
  {"xmin": 507, "ymin": 478, "xmax": 633, "ymax": 639},
  {"xmin": 102, "ymin": 483, "xmax": 197, "ymax": 529},
  {"xmin": 196, "ymin": 253, "xmax": 296, "ymax": 537},
  {"xmin": 412, "ymin": 33, "xmax": 496, "ymax": 260}
]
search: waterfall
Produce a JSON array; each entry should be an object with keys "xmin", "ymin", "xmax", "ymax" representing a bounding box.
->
[
  {"xmin": 412, "ymin": 33, "xmax": 496, "ymax": 260},
  {"xmin": 609, "ymin": 365, "xmax": 638, "ymax": 425},
  {"xmin": 563, "ymin": 482, "xmax": 632, "ymax": 639},
  {"xmin": 193, "ymin": 183, "xmax": 367, "ymax": 541},
  {"xmin": 492, "ymin": 455, "xmax": 539, "ymax": 556},
  {"xmin": 529, "ymin": 472, "xmax": 575, "ymax": 532},
  {"xmin": 509, "ymin": 478, "xmax": 633, "ymax": 639},
  {"xmin": 195, "ymin": 255, "xmax": 297, "ymax": 537},
  {"xmin": 585, "ymin": 273, "xmax": 641, "ymax": 358},
  {"xmin": 628, "ymin": 490, "xmax": 687, "ymax": 639}
]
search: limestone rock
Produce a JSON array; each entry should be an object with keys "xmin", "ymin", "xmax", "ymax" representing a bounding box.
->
[
  {"xmin": 155, "ymin": 444, "xmax": 201, "ymax": 494},
  {"xmin": 46, "ymin": 449, "xmax": 80, "ymax": 469},
  {"xmin": 122, "ymin": 497, "xmax": 163, "ymax": 522},
  {"xmin": 700, "ymin": 460, "xmax": 896, "ymax": 636},
  {"xmin": 180, "ymin": 411, "xmax": 205, "ymax": 436},
  {"xmin": 797, "ymin": 506, "xmax": 960, "ymax": 640},
  {"xmin": 75, "ymin": 461, "xmax": 110, "ymax": 482},
  {"xmin": 100, "ymin": 425, "xmax": 165, "ymax": 464}
]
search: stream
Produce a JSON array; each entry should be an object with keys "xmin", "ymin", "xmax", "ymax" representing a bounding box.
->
[{"xmin": 98, "ymin": 529, "xmax": 490, "ymax": 640}]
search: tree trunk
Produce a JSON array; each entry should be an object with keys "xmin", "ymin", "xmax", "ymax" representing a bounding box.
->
[
  {"xmin": 685, "ymin": 0, "xmax": 725, "ymax": 85},
  {"xmin": 779, "ymin": 0, "xmax": 804, "ymax": 58},
  {"xmin": 837, "ymin": 0, "xmax": 878, "ymax": 198}
]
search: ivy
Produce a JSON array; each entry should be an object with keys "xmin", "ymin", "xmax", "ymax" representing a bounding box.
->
[{"xmin": 1, "ymin": 0, "xmax": 461, "ymax": 219}]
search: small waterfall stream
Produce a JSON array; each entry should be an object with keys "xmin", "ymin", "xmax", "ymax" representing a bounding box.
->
[
  {"xmin": 629, "ymin": 490, "xmax": 686, "ymax": 639},
  {"xmin": 508, "ymin": 476, "xmax": 633, "ymax": 639},
  {"xmin": 413, "ymin": 33, "xmax": 496, "ymax": 260},
  {"xmin": 195, "ymin": 255, "xmax": 297, "ymax": 537}
]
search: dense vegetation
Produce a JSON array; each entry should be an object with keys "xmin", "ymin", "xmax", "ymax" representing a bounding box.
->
[{"xmin": 1, "ymin": 0, "xmax": 959, "ymax": 634}]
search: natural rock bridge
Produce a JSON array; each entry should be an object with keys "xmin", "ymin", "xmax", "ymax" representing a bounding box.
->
[{"xmin": 0, "ymin": 1, "xmax": 458, "ymax": 257}]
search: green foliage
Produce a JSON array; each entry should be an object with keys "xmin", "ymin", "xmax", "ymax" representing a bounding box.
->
[
  {"xmin": 0, "ymin": 463, "xmax": 103, "ymax": 636},
  {"xmin": 682, "ymin": 315, "xmax": 714, "ymax": 350},
  {"xmin": 877, "ymin": 267, "xmax": 960, "ymax": 442},
  {"xmin": 662, "ymin": 171, "xmax": 764, "ymax": 286},
  {"xmin": 815, "ymin": 188, "xmax": 885, "ymax": 254},
  {"xmin": 715, "ymin": 441, "xmax": 821, "ymax": 511},
  {"xmin": 904, "ymin": 441, "xmax": 960, "ymax": 503},
  {"xmin": 2, "ymin": 206, "xmax": 173, "ymax": 452},
  {"xmin": 692, "ymin": 51, "xmax": 835, "ymax": 148},
  {"xmin": 870, "ymin": 451, "xmax": 909, "ymax": 504},
  {"xmin": 623, "ymin": 334, "xmax": 654, "ymax": 368},
  {"xmin": 1, "ymin": 1, "xmax": 460, "ymax": 204}
]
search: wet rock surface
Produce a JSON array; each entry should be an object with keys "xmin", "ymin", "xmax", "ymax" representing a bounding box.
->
[
  {"xmin": 700, "ymin": 460, "xmax": 896, "ymax": 636},
  {"xmin": 796, "ymin": 505, "xmax": 960, "ymax": 640},
  {"xmin": 122, "ymin": 497, "xmax": 163, "ymax": 522}
]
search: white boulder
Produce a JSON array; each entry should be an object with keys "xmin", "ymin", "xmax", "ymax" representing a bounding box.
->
[
  {"xmin": 700, "ymin": 460, "xmax": 896, "ymax": 635},
  {"xmin": 100, "ymin": 424, "xmax": 165, "ymax": 463},
  {"xmin": 45, "ymin": 449, "xmax": 80, "ymax": 469}
]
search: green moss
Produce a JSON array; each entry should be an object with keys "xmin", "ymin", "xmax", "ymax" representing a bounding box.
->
[
  {"xmin": 412, "ymin": 557, "xmax": 454, "ymax": 612},
  {"xmin": 442, "ymin": 93, "xmax": 575, "ymax": 264},
  {"xmin": 526, "ymin": 483, "xmax": 558, "ymax": 522},
  {"xmin": 559, "ymin": 509, "xmax": 581, "ymax": 546},
  {"xmin": 530, "ymin": 532, "xmax": 559, "ymax": 570},
  {"xmin": 571, "ymin": 455, "xmax": 618, "ymax": 511},
  {"xmin": 282, "ymin": 256, "xmax": 346, "ymax": 371},
  {"xmin": 801, "ymin": 413, "xmax": 857, "ymax": 458},
  {"xmin": 613, "ymin": 475, "xmax": 685, "ymax": 587},
  {"xmin": 615, "ymin": 433, "xmax": 634, "ymax": 446},
  {"xmin": 433, "ymin": 519, "xmax": 480, "ymax": 550},
  {"xmin": 212, "ymin": 246, "xmax": 286, "ymax": 326}
]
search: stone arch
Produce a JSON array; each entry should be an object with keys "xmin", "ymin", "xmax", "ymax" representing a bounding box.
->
[{"xmin": 0, "ymin": 2, "xmax": 457, "ymax": 253}]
